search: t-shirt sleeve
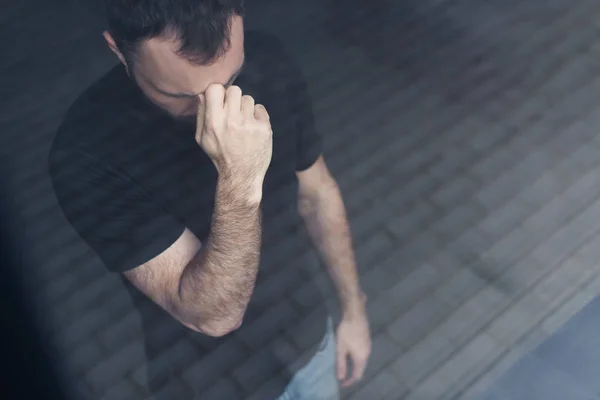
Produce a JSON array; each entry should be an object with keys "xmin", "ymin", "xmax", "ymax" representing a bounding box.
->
[
  {"xmin": 48, "ymin": 148, "xmax": 186, "ymax": 273},
  {"xmin": 286, "ymin": 53, "xmax": 323, "ymax": 172}
]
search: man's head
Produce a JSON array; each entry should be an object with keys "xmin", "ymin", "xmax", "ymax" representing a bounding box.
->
[{"xmin": 104, "ymin": 0, "xmax": 246, "ymax": 119}]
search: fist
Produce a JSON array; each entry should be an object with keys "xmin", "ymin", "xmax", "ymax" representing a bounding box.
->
[{"xmin": 196, "ymin": 84, "xmax": 273, "ymax": 182}]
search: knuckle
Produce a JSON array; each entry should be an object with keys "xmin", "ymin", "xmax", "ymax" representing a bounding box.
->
[
  {"xmin": 227, "ymin": 85, "xmax": 242, "ymax": 96},
  {"xmin": 255, "ymin": 104, "xmax": 268, "ymax": 114},
  {"xmin": 257, "ymin": 119, "xmax": 271, "ymax": 129},
  {"xmin": 242, "ymin": 94, "xmax": 255, "ymax": 103},
  {"xmin": 206, "ymin": 83, "xmax": 224, "ymax": 94}
]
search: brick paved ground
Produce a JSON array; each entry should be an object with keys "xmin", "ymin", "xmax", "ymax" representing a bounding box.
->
[{"xmin": 4, "ymin": 0, "xmax": 600, "ymax": 399}]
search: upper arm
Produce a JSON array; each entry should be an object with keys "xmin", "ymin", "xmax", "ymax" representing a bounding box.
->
[
  {"xmin": 281, "ymin": 47, "xmax": 323, "ymax": 172},
  {"xmin": 49, "ymin": 148, "xmax": 197, "ymax": 325},
  {"xmin": 248, "ymin": 31, "xmax": 322, "ymax": 171}
]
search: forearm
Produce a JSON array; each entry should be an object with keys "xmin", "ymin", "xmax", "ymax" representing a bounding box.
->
[
  {"xmin": 300, "ymin": 183, "xmax": 365, "ymax": 314},
  {"xmin": 178, "ymin": 177, "xmax": 262, "ymax": 334}
]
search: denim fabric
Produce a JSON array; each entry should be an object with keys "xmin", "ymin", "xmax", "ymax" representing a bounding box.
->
[{"xmin": 277, "ymin": 318, "xmax": 339, "ymax": 400}]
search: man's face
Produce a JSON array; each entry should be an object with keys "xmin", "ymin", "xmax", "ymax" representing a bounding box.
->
[{"xmin": 121, "ymin": 16, "xmax": 245, "ymax": 120}]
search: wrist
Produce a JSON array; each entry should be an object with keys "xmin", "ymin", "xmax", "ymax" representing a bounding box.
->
[
  {"xmin": 217, "ymin": 174, "xmax": 263, "ymax": 206},
  {"xmin": 341, "ymin": 289, "xmax": 367, "ymax": 318}
]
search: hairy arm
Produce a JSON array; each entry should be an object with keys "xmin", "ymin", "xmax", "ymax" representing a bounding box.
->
[
  {"xmin": 125, "ymin": 176, "xmax": 261, "ymax": 337},
  {"xmin": 297, "ymin": 157, "xmax": 366, "ymax": 314}
]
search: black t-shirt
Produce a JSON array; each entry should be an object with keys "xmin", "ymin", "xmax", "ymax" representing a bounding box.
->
[{"xmin": 49, "ymin": 31, "xmax": 328, "ymax": 399}]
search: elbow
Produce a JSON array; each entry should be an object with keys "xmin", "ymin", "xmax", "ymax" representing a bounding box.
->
[
  {"xmin": 172, "ymin": 286, "xmax": 248, "ymax": 337},
  {"xmin": 185, "ymin": 315, "xmax": 244, "ymax": 337},
  {"xmin": 200, "ymin": 319, "xmax": 243, "ymax": 337},
  {"xmin": 298, "ymin": 196, "xmax": 318, "ymax": 219},
  {"xmin": 298, "ymin": 182, "xmax": 338, "ymax": 219}
]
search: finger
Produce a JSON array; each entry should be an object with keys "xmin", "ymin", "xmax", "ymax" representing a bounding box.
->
[
  {"xmin": 353, "ymin": 355, "xmax": 368, "ymax": 380},
  {"xmin": 197, "ymin": 94, "xmax": 206, "ymax": 115},
  {"xmin": 253, "ymin": 104, "xmax": 270, "ymax": 121},
  {"xmin": 340, "ymin": 366, "xmax": 358, "ymax": 388},
  {"xmin": 336, "ymin": 342, "xmax": 347, "ymax": 381},
  {"xmin": 341, "ymin": 376, "xmax": 356, "ymax": 388},
  {"xmin": 204, "ymin": 84, "xmax": 225, "ymax": 117},
  {"xmin": 225, "ymin": 85, "xmax": 242, "ymax": 115},
  {"xmin": 241, "ymin": 95, "xmax": 255, "ymax": 119},
  {"xmin": 196, "ymin": 94, "xmax": 206, "ymax": 137},
  {"xmin": 342, "ymin": 355, "xmax": 367, "ymax": 388}
]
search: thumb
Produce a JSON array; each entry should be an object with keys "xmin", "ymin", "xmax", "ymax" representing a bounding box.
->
[
  {"xmin": 195, "ymin": 94, "xmax": 206, "ymax": 141},
  {"xmin": 337, "ymin": 340, "xmax": 347, "ymax": 381}
]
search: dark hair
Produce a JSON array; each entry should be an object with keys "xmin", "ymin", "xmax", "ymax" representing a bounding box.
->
[{"xmin": 106, "ymin": 0, "xmax": 245, "ymax": 66}]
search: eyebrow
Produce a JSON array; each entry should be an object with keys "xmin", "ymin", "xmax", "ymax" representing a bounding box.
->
[{"xmin": 158, "ymin": 57, "xmax": 246, "ymax": 99}]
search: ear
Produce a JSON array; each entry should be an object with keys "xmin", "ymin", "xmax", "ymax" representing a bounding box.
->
[{"xmin": 102, "ymin": 31, "xmax": 128, "ymax": 67}]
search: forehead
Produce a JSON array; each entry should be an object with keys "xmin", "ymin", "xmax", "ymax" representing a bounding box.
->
[{"xmin": 134, "ymin": 21, "xmax": 245, "ymax": 95}]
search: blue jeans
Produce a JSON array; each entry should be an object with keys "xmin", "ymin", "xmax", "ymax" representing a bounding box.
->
[{"xmin": 277, "ymin": 318, "xmax": 340, "ymax": 400}]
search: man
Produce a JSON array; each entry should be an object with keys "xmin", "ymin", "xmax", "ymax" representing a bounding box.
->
[{"xmin": 49, "ymin": 0, "xmax": 370, "ymax": 398}]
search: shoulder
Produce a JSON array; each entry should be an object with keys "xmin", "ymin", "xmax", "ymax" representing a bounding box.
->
[
  {"xmin": 50, "ymin": 65, "xmax": 160, "ymax": 166},
  {"xmin": 244, "ymin": 31, "xmax": 287, "ymax": 59},
  {"xmin": 244, "ymin": 31, "xmax": 303, "ymax": 78}
]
